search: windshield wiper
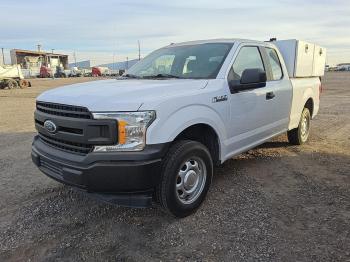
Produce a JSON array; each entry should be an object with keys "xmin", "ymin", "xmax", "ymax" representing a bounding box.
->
[{"xmin": 142, "ymin": 73, "xmax": 181, "ymax": 79}]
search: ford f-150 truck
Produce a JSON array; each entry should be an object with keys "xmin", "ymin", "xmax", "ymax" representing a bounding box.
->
[{"xmin": 32, "ymin": 39, "xmax": 326, "ymax": 217}]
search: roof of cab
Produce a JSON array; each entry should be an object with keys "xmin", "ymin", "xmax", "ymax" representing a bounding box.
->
[{"xmin": 167, "ymin": 38, "xmax": 264, "ymax": 47}]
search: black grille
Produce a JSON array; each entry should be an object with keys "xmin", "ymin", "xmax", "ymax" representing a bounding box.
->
[
  {"xmin": 35, "ymin": 119, "xmax": 83, "ymax": 135},
  {"xmin": 35, "ymin": 102, "xmax": 116, "ymax": 155},
  {"xmin": 36, "ymin": 102, "xmax": 92, "ymax": 119},
  {"xmin": 38, "ymin": 133, "xmax": 93, "ymax": 155}
]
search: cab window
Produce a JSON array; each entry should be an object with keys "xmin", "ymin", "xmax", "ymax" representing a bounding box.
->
[
  {"xmin": 231, "ymin": 46, "xmax": 265, "ymax": 80},
  {"xmin": 265, "ymin": 48, "xmax": 283, "ymax": 80}
]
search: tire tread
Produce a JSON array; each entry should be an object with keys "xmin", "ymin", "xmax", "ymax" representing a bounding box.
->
[{"xmin": 156, "ymin": 140, "xmax": 193, "ymax": 211}]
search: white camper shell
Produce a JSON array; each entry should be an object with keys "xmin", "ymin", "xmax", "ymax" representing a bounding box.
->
[{"xmin": 274, "ymin": 39, "xmax": 326, "ymax": 78}]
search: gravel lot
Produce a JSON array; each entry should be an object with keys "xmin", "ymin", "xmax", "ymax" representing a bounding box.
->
[{"xmin": 0, "ymin": 74, "xmax": 349, "ymax": 261}]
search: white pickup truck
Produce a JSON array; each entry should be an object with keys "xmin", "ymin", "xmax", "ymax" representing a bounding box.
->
[{"xmin": 32, "ymin": 39, "xmax": 325, "ymax": 217}]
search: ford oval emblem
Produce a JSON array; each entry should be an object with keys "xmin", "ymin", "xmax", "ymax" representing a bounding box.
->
[{"xmin": 44, "ymin": 120, "xmax": 57, "ymax": 133}]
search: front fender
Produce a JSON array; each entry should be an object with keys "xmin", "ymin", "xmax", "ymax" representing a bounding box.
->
[{"xmin": 146, "ymin": 104, "xmax": 227, "ymax": 147}]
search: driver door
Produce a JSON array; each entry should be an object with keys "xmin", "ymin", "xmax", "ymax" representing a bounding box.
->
[{"xmin": 226, "ymin": 45, "xmax": 288, "ymax": 155}]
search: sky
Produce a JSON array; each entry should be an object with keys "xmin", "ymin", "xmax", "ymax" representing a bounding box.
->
[{"xmin": 1, "ymin": 0, "xmax": 349, "ymax": 65}]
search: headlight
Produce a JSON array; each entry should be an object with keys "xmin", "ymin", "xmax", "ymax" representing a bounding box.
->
[{"xmin": 92, "ymin": 111, "xmax": 155, "ymax": 152}]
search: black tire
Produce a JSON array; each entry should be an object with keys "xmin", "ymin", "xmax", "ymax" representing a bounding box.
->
[
  {"xmin": 287, "ymin": 107, "xmax": 311, "ymax": 145},
  {"xmin": 19, "ymin": 79, "xmax": 29, "ymax": 89},
  {"xmin": 156, "ymin": 140, "xmax": 213, "ymax": 217},
  {"xmin": 5, "ymin": 79, "xmax": 18, "ymax": 89},
  {"xmin": 0, "ymin": 81, "xmax": 5, "ymax": 89}
]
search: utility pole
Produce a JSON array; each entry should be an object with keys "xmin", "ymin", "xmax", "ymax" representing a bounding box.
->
[
  {"xmin": 138, "ymin": 40, "xmax": 141, "ymax": 61},
  {"xmin": 126, "ymin": 57, "xmax": 129, "ymax": 70},
  {"xmin": 112, "ymin": 52, "xmax": 116, "ymax": 72},
  {"xmin": 73, "ymin": 51, "xmax": 77, "ymax": 67},
  {"xmin": 50, "ymin": 49, "xmax": 55, "ymax": 78},
  {"xmin": 1, "ymin": 48, "xmax": 4, "ymax": 65},
  {"xmin": 37, "ymin": 44, "xmax": 42, "ymax": 52}
]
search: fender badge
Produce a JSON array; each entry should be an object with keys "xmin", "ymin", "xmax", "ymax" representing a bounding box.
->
[{"xmin": 212, "ymin": 95, "xmax": 228, "ymax": 103}]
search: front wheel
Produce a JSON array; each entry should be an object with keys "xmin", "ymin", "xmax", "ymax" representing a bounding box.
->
[
  {"xmin": 156, "ymin": 140, "xmax": 213, "ymax": 217},
  {"xmin": 5, "ymin": 79, "xmax": 18, "ymax": 89},
  {"xmin": 287, "ymin": 107, "xmax": 311, "ymax": 145}
]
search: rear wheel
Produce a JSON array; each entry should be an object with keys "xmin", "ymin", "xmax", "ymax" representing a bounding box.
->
[
  {"xmin": 18, "ymin": 79, "xmax": 29, "ymax": 89},
  {"xmin": 287, "ymin": 107, "xmax": 311, "ymax": 145},
  {"xmin": 0, "ymin": 81, "xmax": 5, "ymax": 89},
  {"xmin": 156, "ymin": 140, "xmax": 213, "ymax": 217}
]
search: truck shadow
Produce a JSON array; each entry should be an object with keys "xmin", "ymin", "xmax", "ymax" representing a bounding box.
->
[{"xmin": 256, "ymin": 140, "xmax": 291, "ymax": 149}]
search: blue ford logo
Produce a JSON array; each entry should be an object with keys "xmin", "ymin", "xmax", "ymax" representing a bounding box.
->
[{"xmin": 44, "ymin": 120, "xmax": 57, "ymax": 133}]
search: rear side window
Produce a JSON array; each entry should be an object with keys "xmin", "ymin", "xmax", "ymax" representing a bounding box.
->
[
  {"xmin": 231, "ymin": 46, "xmax": 265, "ymax": 80},
  {"xmin": 266, "ymin": 48, "xmax": 283, "ymax": 80}
]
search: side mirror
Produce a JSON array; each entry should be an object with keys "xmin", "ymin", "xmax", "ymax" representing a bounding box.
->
[
  {"xmin": 241, "ymin": 68, "xmax": 267, "ymax": 84},
  {"xmin": 229, "ymin": 68, "xmax": 267, "ymax": 93}
]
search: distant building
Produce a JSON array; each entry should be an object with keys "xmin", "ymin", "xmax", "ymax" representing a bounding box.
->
[
  {"xmin": 98, "ymin": 59, "xmax": 139, "ymax": 70},
  {"xmin": 69, "ymin": 60, "xmax": 91, "ymax": 69},
  {"xmin": 69, "ymin": 58, "xmax": 139, "ymax": 70},
  {"xmin": 10, "ymin": 49, "xmax": 69, "ymax": 70}
]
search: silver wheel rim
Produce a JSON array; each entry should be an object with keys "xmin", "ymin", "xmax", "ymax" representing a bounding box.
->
[
  {"xmin": 300, "ymin": 112, "xmax": 310, "ymax": 141},
  {"xmin": 175, "ymin": 157, "xmax": 207, "ymax": 205}
]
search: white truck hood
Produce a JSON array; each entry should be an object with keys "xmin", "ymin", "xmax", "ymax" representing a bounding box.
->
[{"xmin": 37, "ymin": 79, "xmax": 208, "ymax": 111}]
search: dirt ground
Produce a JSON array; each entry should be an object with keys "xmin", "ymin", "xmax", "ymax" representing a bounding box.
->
[{"xmin": 0, "ymin": 74, "xmax": 349, "ymax": 261}]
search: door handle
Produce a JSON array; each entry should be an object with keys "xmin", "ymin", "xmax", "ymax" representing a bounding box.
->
[{"xmin": 266, "ymin": 91, "xmax": 275, "ymax": 100}]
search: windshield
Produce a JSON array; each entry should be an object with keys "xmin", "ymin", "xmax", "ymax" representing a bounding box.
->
[{"xmin": 126, "ymin": 43, "xmax": 233, "ymax": 79}]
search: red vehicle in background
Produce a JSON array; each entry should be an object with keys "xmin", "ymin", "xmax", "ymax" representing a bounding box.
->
[
  {"xmin": 40, "ymin": 66, "xmax": 52, "ymax": 78},
  {"xmin": 91, "ymin": 67, "xmax": 101, "ymax": 77},
  {"xmin": 92, "ymin": 66, "xmax": 110, "ymax": 77}
]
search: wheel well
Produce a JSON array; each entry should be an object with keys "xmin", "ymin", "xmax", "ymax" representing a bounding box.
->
[
  {"xmin": 305, "ymin": 98, "xmax": 314, "ymax": 116},
  {"xmin": 174, "ymin": 124, "xmax": 220, "ymax": 165}
]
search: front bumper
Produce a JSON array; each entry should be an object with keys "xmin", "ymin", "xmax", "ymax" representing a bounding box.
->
[{"xmin": 32, "ymin": 135, "xmax": 169, "ymax": 207}]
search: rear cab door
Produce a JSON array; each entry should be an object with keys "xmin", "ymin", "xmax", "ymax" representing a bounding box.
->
[
  {"xmin": 225, "ymin": 42, "xmax": 292, "ymax": 157},
  {"xmin": 261, "ymin": 44, "xmax": 293, "ymax": 134}
]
